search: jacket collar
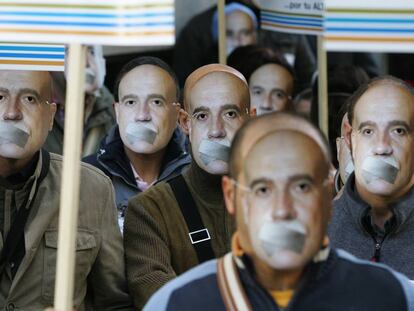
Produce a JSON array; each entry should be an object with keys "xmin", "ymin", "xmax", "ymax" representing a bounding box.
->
[
  {"xmin": 97, "ymin": 125, "xmax": 189, "ymax": 188},
  {"xmin": 343, "ymin": 173, "xmax": 414, "ymax": 234}
]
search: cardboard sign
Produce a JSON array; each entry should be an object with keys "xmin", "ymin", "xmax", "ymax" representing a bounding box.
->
[
  {"xmin": 0, "ymin": 43, "xmax": 64, "ymax": 71},
  {"xmin": 325, "ymin": 0, "xmax": 414, "ymax": 52},
  {"xmin": 0, "ymin": 0, "xmax": 174, "ymax": 46},
  {"xmin": 258, "ymin": 0, "xmax": 324, "ymax": 35}
]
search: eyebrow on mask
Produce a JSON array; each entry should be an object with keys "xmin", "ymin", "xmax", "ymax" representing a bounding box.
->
[
  {"xmin": 358, "ymin": 121, "xmax": 376, "ymax": 131},
  {"xmin": 388, "ymin": 120, "xmax": 411, "ymax": 131},
  {"xmin": 221, "ymin": 104, "xmax": 241, "ymax": 113},
  {"xmin": 289, "ymin": 174, "xmax": 314, "ymax": 184},
  {"xmin": 120, "ymin": 94, "xmax": 139, "ymax": 103},
  {"xmin": 192, "ymin": 106, "xmax": 210, "ymax": 115},
  {"xmin": 0, "ymin": 87, "xmax": 9, "ymax": 95},
  {"xmin": 17, "ymin": 88, "xmax": 41, "ymax": 100}
]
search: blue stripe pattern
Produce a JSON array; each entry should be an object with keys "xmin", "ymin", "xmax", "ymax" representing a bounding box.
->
[
  {"xmin": 261, "ymin": 11, "xmax": 323, "ymax": 31},
  {"xmin": 327, "ymin": 27, "xmax": 414, "ymax": 33},
  {"xmin": 0, "ymin": 45, "xmax": 64, "ymax": 52},
  {"xmin": 0, "ymin": 11, "xmax": 172, "ymax": 18},
  {"xmin": 0, "ymin": 53, "xmax": 63, "ymax": 59},
  {"xmin": 0, "ymin": 20, "xmax": 173, "ymax": 28}
]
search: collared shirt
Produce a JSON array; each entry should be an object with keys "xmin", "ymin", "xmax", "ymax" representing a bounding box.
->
[{"xmin": 129, "ymin": 163, "xmax": 156, "ymax": 192}]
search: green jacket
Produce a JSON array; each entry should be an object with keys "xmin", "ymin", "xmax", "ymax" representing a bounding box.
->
[
  {"xmin": 0, "ymin": 151, "xmax": 133, "ymax": 310},
  {"xmin": 124, "ymin": 162, "xmax": 235, "ymax": 309}
]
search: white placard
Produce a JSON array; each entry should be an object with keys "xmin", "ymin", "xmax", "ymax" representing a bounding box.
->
[
  {"xmin": 325, "ymin": 0, "xmax": 414, "ymax": 52},
  {"xmin": 258, "ymin": 0, "xmax": 324, "ymax": 35}
]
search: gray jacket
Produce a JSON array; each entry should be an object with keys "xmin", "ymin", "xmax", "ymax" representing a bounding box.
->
[
  {"xmin": 329, "ymin": 174, "xmax": 414, "ymax": 279},
  {"xmin": 83, "ymin": 125, "xmax": 191, "ymax": 232}
]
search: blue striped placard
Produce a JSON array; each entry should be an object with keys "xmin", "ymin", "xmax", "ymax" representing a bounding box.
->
[
  {"xmin": 0, "ymin": 0, "xmax": 175, "ymax": 46},
  {"xmin": 0, "ymin": 43, "xmax": 64, "ymax": 71},
  {"xmin": 258, "ymin": 0, "xmax": 324, "ymax": 35},
  {"xmin": 325, "ymin": 0, "xmax": 414, "ymax": 52}
]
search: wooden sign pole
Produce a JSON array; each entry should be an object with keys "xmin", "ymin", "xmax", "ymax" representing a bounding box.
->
[
  {"xmin": 218, "ymin": 0, "xmax": 227, "ymax": 65},
  {"xmin": 53, "ymin": 43, "xmax": 86, "ymax": 311},
  {"xmin": 317, "ymin": 35, "xmax": 328, "ymax": 138}
]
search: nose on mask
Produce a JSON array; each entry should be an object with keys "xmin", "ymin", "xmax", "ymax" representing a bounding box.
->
[
  {"xmin": 125, "ymin": 123, "xmax": 157, "ymax": 145},
  {"xmin": 361, "ymin": 156, "xmax": 400, "ymax": 184},
  {"xmin": 258, "ymin": 220, "xmax": 307, "ymax": 256},
  {"xmin": 0, "ymin": 122, "xmax": 29, "ymax": 148},
  {"xmin": 198, "ymin": 139, "xmax": 230, "ymax": 165}
]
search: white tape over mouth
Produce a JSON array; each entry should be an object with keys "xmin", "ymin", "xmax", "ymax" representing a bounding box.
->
[
  {"xmin": 361, "ymin": 156, "xmax": 400, "ymax": 184},
  {"xmin": 198, "ymin": 139, "xmax": 230, "ymax": 165},
  {"xmin": 259, "ymin": 220, "xmax": 307, "ymax": 256},
  {"xmin": 125, "ymin": 123, "xmax": 157, "ymax": 145},
  {"xmin": 0, "ymin": 122, "xmax": 29, "ymax": 148}
]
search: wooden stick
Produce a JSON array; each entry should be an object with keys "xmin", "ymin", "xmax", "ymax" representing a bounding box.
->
[
  {"xmin": 54, "ymin": 43, "xmax": 86, "ymax": 311},
  {"xmin": 317, "ymin": 35, "xmax": 328, "ymax": 137},
  {"xmin": 218, "ymin": 0, "xmax": 226, "ymax": 65}
]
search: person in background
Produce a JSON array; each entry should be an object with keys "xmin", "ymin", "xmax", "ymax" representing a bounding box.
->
[
  {"xmin": 124, "ymin": 64, "xmax": 252, "ymax": 309},
  {"xmin": 84, "ymin": 57, "xmax": 190, "ymax": 232},
  {"xmin": 293, "ymin": 88, "xmax": 312, "ymax": 117},
  {"xmin": 173, "ymin": 0, "xmax": 315, "ymax": 91},
  {"xmin": 44, "ymin": 45, "xmax": 115, "ymax": 157},
  {"xmin": 228, "ymin": 45, "xmax": 294, "ymax": 115},
  {"xmin": 144, "ymin": 112, "xmax": 414, "ymax": 311}
]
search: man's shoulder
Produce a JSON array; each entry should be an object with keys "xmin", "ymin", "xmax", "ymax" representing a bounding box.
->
[
  {"xmin": 131, "ymin": 180, "xmax": 175, "ymax": 207},
  {"xmin": 144, "ymin": 259, "xmax": 219, "ymax": 311},
  {"xmin": 50, "ymin": 152, "xmax": 112, "ymax": 189},
  {"xmin": 332, "ymin": 249, "xmax": 414, "ymax": 305}
]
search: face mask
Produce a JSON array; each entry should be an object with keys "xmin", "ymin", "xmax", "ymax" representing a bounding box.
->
[
  {"xmin": 361, "ymin": 155, "xmax": 399, "ymax": 184},
  {"xmin": 0, "ymin": 122, "xmax": 29, "ymax": 148},
  {"xmin": 125, "ymin": 123, "xmax": 157, "ymax": 145},
  {"xmin": 198, "ymin": 139, "xmax": 230, "ymax": 165},
  {"xmin": 257, "ymin": 220, "xmax": 307, "ymax": 257},
  {"xmin": 344, "ymin": 160, "xmax": 354, "ymax": 180},
  {"xmin": 85, "ymin": 67, "xmax": 96, "ymax": 89}
]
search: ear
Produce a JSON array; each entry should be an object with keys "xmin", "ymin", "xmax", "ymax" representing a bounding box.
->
[
  {"xmin": 343, "ymin": 117, "xmax": 353, "ymax": 151},
  {"xmin": 48, "ymin": 102, "xmax": 57, "ymax": 131},
  {"xmin": 114, "ymin": 102, "xmax": 120, "ymax": 124},
  {"xmin": 178, "ymin": 108, "xmax": 190, "ymax": 135},
  {"xmin": 249, "ymin": 107, "xmax": 256, "ymax": 117},
  {"xmin": 222, "ymin": 176, "xmax": 236, "ymax": 215}
]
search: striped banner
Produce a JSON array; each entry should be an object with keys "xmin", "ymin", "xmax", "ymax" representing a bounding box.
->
[
  {"xmin": 258, "ymin": 0, "xmax": 324, "ymax": 35},
  {"xmin": 0, "ymin": 0, "xmax": 174, "ymax": 46},
  {"xmin": 0, "ymin": 43, "xmax": 64, "ymax": 71},
  {"xmin": 325, "ymin": 0, "xmax": 414, "ymax": 52}
]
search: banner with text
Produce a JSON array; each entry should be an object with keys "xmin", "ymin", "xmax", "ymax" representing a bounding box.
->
[{"xmin": 258, "ymin": 0, "xmax": 324, "ymax": 36}]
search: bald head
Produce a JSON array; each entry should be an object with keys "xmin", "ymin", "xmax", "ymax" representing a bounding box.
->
[
  {"xmin": 229, "ymin": 111, "xmax": 331, "ymax": 180},
  {"xmin": 183, "ymin": 63, "xmax": 250, "ymax": 112}
]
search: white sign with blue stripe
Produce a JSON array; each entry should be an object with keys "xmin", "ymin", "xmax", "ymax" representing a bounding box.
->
[
  {"xmin": 0, "ymin": 0, "xmax": 174, "ymax": 46},
  {"xmin": 0, "ymin": 43, "xmax": 64, "ymax": 71},
  {"xmin": 258, "ymin": 0, "xmax": 324, "ymax": 36},
  {"xmin": 325, "ymin": 0, "xmax": 414, "ymax": 52}
]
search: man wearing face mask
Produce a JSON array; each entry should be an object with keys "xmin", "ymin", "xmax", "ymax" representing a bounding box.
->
[
  {"xmin": 144, "ymin": 112, "xmax": 414, "ymax": 311},
  {"xmin": 84, "ymin": 57, "xmax": 191, "ymax": 232},
  {"xmin": 44, "ymin": 45, "xmax": 115, "ymax": 157},
  {"xmin": 335, "ymin": 113, "xmax": 354, "ymax": 193},
  {"xmin": 124, "ymin": 64, "xmax": 252, "ymax": 309},
  {"xmin": 0, "ymin": 70, "xmax": 133, "ymax": 309},
  {"xmin": 329, "ymin": 76, "xmax": 414, "ymax": 279}
]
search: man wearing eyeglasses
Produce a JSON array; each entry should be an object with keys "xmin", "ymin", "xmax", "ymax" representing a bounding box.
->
[
  {"xmin": 84, "ymin": 57, "xmax": 191, "ymax": 232},
  {"xmin": 124, "ymin": 64, "xmax": 253, "ymax": 309},
  {"xmin": 144, "ymin": 112, "xmax": 414, "ymax": 311},
  {"xmin": 0, "ymin": 70, "xmax": 133, "ymax": 309}
]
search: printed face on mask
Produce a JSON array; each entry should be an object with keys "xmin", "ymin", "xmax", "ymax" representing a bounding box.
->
[
  {"xmin": 236, "ymin": 131, "xmax": 331, "ymax": 270},
  {"xmin": 186, "ymin": 72, "xmax": 249, "ymax": 175},
  {"xmin": 350, "ymin": 83, "xmax": 414, "ymax": 198},
  {"xmin": 0, "ymin": 70, "xmax": 56, "ymax": 160},
  {"xmin": 226, "ymin": 10, "xmax": 257, "ymax": 55},
  {"xmin": 115, "ymin": 65, "xmax": 179, "ymax": 155},
  {"xmin": 249, "ymin": 64, "xmax": 293, "ymax": 115}
]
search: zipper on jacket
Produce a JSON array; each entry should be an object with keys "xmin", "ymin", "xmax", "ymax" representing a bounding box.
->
[{"xmin": 370, "ymin": 234, "xmax": 387, "ymax": 262}]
